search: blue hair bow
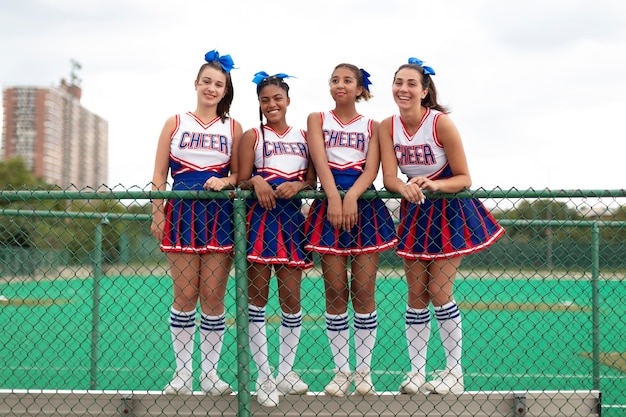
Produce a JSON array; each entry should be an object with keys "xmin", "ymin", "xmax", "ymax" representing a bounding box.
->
[
  {"xmin": 252, "ymin": 71, "xmax": 295, "ymax": 85},
  {"xmin": 204, "ymin": 50, "xmax": 236, "ymax": 73},
  {"xmin": 360, "ymin": 68, "xmax": 372, "ymax": 92},
  {"xmin": 408, "ymin": 57, "xmax": 435, "ymax": 76}
]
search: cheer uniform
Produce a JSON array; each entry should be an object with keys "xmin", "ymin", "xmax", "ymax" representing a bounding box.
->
[
  {"xmin": 305, "ymin": 111, "xmax": 398, "ymax": 254},
  {"xmin": 160, "ymin": 112, "xmax": 236, "ymax": 253},
  {"xmin": 246, "ymin": 125, "xmax": 313, "ymax": 268},
  {"xmin": 392, "ymin": 109, "xmax": 504, "ymax": 260}
]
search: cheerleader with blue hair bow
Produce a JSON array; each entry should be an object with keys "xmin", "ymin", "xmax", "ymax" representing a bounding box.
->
[
  {"xmin": 151, "ymin": 49, "xmax": 243, "ymax": 396},
  {"xmin": 304, "ymin": 63, "xmax": 398, "ymax": 397},
  {"xmin": 380, "ymin": 58, "xmax": 504, "ymax": 395},
  {"xmin": 238, "ymin": 71, "xmax": 317, "ymax": 407}
]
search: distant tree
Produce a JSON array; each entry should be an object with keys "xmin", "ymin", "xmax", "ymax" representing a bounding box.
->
[
  {"xmin": 601, "ymin": 204, "xmax": 626, "ymax": 244},
  {"xmin": 0, "ymin": 157, "xmax": 51, "ymax": 189},
  {"xmin": 0, "ymin": 157, "xmax": 56, "ymax": 248},
  {"xmin": 500, "ymin": 199, "xmax": 584, "ymax": 241}
]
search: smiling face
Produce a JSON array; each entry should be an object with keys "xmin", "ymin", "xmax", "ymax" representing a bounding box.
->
[
  {"xmin": 194, "ymin": 65, "xmax": 227, "ymax": 106},
  {"xmin": 392, "ymin": 67, "xmax": 428, "ymax": 110},
  {"xmin": 329, "ymin": 66, "xmax": 363, "ymax": 104},
  {"xmin": 258, "ymin": 83, "xmax": 289, "ymax": 125}
]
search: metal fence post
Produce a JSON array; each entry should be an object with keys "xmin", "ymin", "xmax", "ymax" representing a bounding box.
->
[
  {"xmin": 591, "ymin": 222, "xmax": 600, "ymax": 391},
  {"xmin": 233, "ymin": 191, "xmax": 251, "ymax": 417},
  {"xmin": 90, "ymin": 215, "xmax": 108, "ymax": 389}
]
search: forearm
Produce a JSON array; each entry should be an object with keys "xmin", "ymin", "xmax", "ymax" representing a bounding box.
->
[
  {"xmin": 383, "ymin": 175, "xmax": 409, "ymax": 194},
  {"xmin": 221, "ymin": 173, "xmax": 238, "ymax": 189},
  {"xmin": 431, "ymin": 175, "xmax": 471, "ymax": 194}
]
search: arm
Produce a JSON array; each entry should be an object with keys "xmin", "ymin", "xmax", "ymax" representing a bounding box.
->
[
  {"xmin": 238, "ymin": 127, "xmax": 276, "ymax": 210},
  {"xmin": 380, "ymin": 117, "xmax": 425, "ymax": 203},
  {"xmin": 413, "ymin": 115, "xmax": 471, "ymax": 193},
  {"xmin": 150, "ymin": 116, "xmax": 176, "ymax": 241},
  {"xmin": 302, "ymin": 156, "xmax": 318, "ymax": 190},
  {"xmin": 306, "ymin": 112, "xmax": 343, "ymax": 229},
  {"xmin": 341, "ymin": 120, "xmax": 381, "ymax": 230}
]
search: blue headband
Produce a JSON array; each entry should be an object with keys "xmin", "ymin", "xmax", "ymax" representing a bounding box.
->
[
  {"xmin": 252, "ymin": 71, "xmax": 295, "ymax": 85},
  {"xmin": 360, "ymin": 68, "xmax": 372, "ymax": 92},
  {"xmin": 408, "ymin": 57, "xmax": 435, "ymax": 76},
  {"xmin": 204, "ymin": 50, "xmax": 236, "ymax": 73}
]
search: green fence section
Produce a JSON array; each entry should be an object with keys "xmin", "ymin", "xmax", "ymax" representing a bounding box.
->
[{"xmin": 0, "ymin": 188, "xmax": 625, "ymax": 417}]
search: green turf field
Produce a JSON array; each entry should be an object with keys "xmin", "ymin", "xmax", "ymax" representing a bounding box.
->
[{"xmin": 0, "ymin": 273, "xmax": 624, "ymax": 414}]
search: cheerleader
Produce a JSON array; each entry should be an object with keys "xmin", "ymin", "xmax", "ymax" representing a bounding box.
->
[
  {"xmin": 151, "ymin": 50, "xmax": 242, "ymax": 396},
  {"xmin": 379, "ymin": 58, "xmax": 504, "ymax": 395},
  {"xmin": 238, "ymin": 71, "xmax": 316, "ymax": 407},
  {"xmin": 305, "ymin": 63, "xmax": 398, "ymax": 397}
]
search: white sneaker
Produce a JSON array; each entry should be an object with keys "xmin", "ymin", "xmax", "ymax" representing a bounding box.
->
[
  {"xmin": 256, "ymin": 376, "xmax": 279, "ymax": 407},
  {"xmin": 420, "ymin": 369, "xmax": 464, "ymax": 395},
  {"xmin": 164, "ymin": 370, "xmax": 193, "ymax": 395},
  {"xmin": 353, "ymin": 369, "xmax": 375, "ymax": 396},
  {"xmin": 324, "ymin": 370, "xmax": 352, "ymax": 397},
  {"xmin": 398, "ymin": 371, "xmax": 426, "ymax": 394},
  {"xmin": 200, "ymin": 371, "xmax": 233, "ymax": 395},
  {"xmin": 276, "ymin": 370, "xmax": 309, "ymax": 395}
]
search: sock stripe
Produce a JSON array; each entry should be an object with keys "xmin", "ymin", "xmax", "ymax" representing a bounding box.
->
[
  {"xmin": 199, "ymin": 313, "xmax": 226, "ymax": 331},
  {"xmin": 354, "ymin": 312, "xmax": 378, "ymax": 330},
  {"xmin": 406, "ymin": 308, "xmax": 431, "ymax": 325},
  {"xmin": 248, "ymin": 306, "xmax": 266, "ymax": 323},
  {"xmin": 170, "ymin": 309, "xmax": 196, "ymax": 328},
  {"xmin": 281, "ymin": 311, "xmax": 303, "ymax": 328},
  {"xmin": 434, "ymin": 303, "xmax": 461, "ymax": 320},
  {"xmin": 325, "ymin": 313, "xmax": 349, "ymax": 332}
]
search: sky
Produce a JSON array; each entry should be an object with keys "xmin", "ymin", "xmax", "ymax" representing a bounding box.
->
[{"xmin": 1, "ymin": 0, "xmax": 625, "ymax": 193}]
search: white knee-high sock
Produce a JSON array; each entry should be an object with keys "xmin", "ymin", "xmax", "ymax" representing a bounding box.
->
[
  {"xmin": 248, "ymin": 305, "xmax": 272, "ymax": 380},
  {"xmin": 405, "ymin": 306, "xmax": 431, "ymax": 375},
  {"xmin": 354, "ymin": 311, "xmax": 377, "ymax": 371},
  {"xmin": 278, "ymin": 310, "xmax": 302, "ymax": 376},
  {"xmin": 199, "ymin": 312, "xmax": 226, "ymax": 375},
  {"xmin": 170, "ymin": 307, "xmax": 196, "ymax": 374},
  {"xmin": 434, "ymin": 301, "xmax": 463, "ymax": 375},
  {"xmin": 325, "ymin": 312, "xmax": 350, "ymax": 372}
]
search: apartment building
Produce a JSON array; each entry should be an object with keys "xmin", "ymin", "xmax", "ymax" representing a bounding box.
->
[{"xmin": 2, "ymin": 79, "xmax": 108, "ymax": 189}]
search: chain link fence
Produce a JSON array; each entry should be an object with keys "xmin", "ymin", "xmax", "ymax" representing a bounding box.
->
[{"xmin": 0, "ymin": 188, "xmax": 624, "ymax": 416}]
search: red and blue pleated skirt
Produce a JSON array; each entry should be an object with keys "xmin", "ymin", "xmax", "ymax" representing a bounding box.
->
[
  {"xmin": 160, "ymin": 172, "xmax": 233, "ymax": 253},
  {"xmin": 396, "ymin": 197, "xmax": 504, "ymax": 260},
  {"xmin": 304, "ymin": 173, "xmax": 398, "ymax": 255},
  {"xmin": 246, "ymin": 198, "xmax": 313, "ymax": 268}
]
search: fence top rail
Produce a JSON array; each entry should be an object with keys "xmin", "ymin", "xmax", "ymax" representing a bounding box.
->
[
  {"xmin": 1, "ymin": 209, "xmax": 625, "ymax": 227},
  {"xmin": 1, "ymin": 188, "xmax": 625, "ymax": 202}
]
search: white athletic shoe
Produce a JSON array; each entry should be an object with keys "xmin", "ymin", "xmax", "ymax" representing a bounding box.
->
[
  {"xmin": 276, "ymin": 370, "xmax": 309, "ymax": 395},
  {"xmin": 324, "ymin": 370, "xmax": 352, "ymax": 397},
  {"xmin": 256, "ymin": 376, "xmax": 279, "ymax": 407},
  {"xmin": 398, "ymin": 371, "xmax": 426, "ymax": 394},
  {"xmin": 420, "ymin": 369, "xmax": 464, "ymax": 395},
  {"xmin": 353, "ymin": 369, "xmax": 376, "ymax": 396},
  {"xmin": 164, "ymin": 369, "xmax": 193, "ymax": 395},
  {"xmin": 200, "ymin": 371, "xmax": 233, "ymax": 395}
]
